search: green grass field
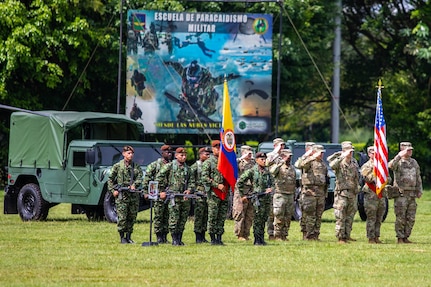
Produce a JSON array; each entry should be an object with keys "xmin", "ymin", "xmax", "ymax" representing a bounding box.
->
[{"xmin": 1, "ymin": 191, "xmax": 431, "ymax": 287}]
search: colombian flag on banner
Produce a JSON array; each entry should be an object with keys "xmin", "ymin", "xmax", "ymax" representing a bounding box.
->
[{"xmin": 217, "ymin": 78, "xmax": 238, "ymax": 199}]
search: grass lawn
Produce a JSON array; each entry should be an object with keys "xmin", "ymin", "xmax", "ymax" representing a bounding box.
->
[{"xmin": 1, "ymin": 191, "xmax": 431, "ymax": 287}]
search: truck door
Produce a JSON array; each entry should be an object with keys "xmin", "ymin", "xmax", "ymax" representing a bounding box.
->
[{"xmin": 67, "ymin": 150, "xmax": 91, "ymax": 196}]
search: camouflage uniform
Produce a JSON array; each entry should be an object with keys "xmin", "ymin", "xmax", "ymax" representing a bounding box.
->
[
  {"xmin": 388, "ymin": 143, "xmax": 422, "ymax": 243},
  {"xmin": 201, "ymin": 154, "xmax": 229, "ymax": 244},
  {"xmin": 190, "ymin": 159, "xmax": 208, "ymax": 241},
  {"xmin": 143, "ymin": 157, "xmax": 170, "ymax": 243},
  {"xmin": 237, "ymin": 163, "xmax": 274, "ymax": 245},
  {"xmin": 108, "ymin": 159, "xmax": 143, "ymax": 242},
  {"xmin": 156, "ymin": 160, "xmax": 195, "ymax": 245},
  {"xmin": 269, "ymin": 150, "xmax": 296, "ymax": 240},
  {"xmin": 328, "ymin": 143, "xmax": 360, "ymax": 242},
  {"xmin": 294, "ymin": 142, "xmax": 315, "ymax": 237},
  {"xmin": 296, "ymin": 145, "xmax": 328, "ymax": 240},
  {"xmin": 361, "ymin": 157, "xmax": 387, "ymax": 243},
  {"xmin": 265, "ymin": 147, "xmax": 284, "ymax": 239},
  {"xmin": 233, "ymin": 155, "xmax": 256, "ymax": 240}
]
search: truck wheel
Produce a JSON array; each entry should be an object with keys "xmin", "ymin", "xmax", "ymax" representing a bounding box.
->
[
  {"xmin": 292, "ymin": 187, "xmax": 302, "ymax": 221},
  {"xmin": 103, "ymin": 192, "xmax": 118, "ymax": 223},
  {"xmin": 17, "ymin": 183, "xmax": 48, "ymax": 221},
  {"xmin": 85, "ymin": 206, "xmax": 105, "ymax": 221},
  {"xmin": 293, "ymin": 199, "xmax": 302, "ymax": 221}
]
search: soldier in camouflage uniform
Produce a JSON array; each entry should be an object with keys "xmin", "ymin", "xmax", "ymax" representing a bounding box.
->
[
  {"xmin": 361, "ymin": 146, "xmax": 387, "ymax": 244},
  {"xmin": 296, "ymin": 145, "xmax": 328, "ymax": 241},
  {"xmin": 201, "ymin": 140, "xmax": 229, "ymax": 245},
  {"xmin": 269, "ymin": 149, "xmax": 296, "ymax": 241},
  {"xmin": 190, "ymin": 147, "xmax": 211, "ymax": 243},
  {"xmin": 108, "ymin": 146, "xmax": 143, "ymax": 244},
  {"xmin": 388, "ymin": 142, "xmax": 423, "ymax": 244},
  {"xmin": 328, "ymin": 141, "xmax": 360, "ymax": 244},
  {"xmin": 265, "ymin": 138, "xmax": 285, "ymax": 240},
  {"xmin": 237, "ymin": 152, "xmax": 274, "ymax": 245},
  {"xmin": 294, "ymin": 142, "xmax": 315, "ymax": 239},
  {"xmin": 143, "ymin": 145, "xmax": 173, "ymax": 244},
  {"xmin": 156, "ymin": 147, "xmax": 195, "ymax": 246},
  {"xmin": 233, "ymin": 145, "xmax": 256, "ymax": 241}
]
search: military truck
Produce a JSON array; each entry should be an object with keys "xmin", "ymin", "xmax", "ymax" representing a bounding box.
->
[
  {"xmin": 258, "ymin": 140, "xmax": 342, "ymax": 220},
  {"xmin": 3, "ymin": 111, "xmax": 163, "ymax": 222}
]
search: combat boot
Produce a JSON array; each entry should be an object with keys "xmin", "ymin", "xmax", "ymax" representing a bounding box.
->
[
  {"xmin": 195, "ymin": 232, "xmax": 203, "ymax": 244},
  {"xmin": 201, "ymin": 232, "xmax": 209, "ymax": 243},
  {"xmin": 404, "ymin": 238, "xmax": 413, "ymax": 244},
  {"xmin": 375, "ymin": 237, "xmax": 382, "ymax": 244},
  {"xmin": 163, "ymin": 232, "xmax": 170, "ymax": 244},
  {"xmin": 210, "ymin": 233, "xmax": 218, "ymax": 245},
  {"xmin": 179, "ymin": 232, "xmax": 185, "ymax": 246},
  {"xmin": 156, "ymin": 232, "xmax": 164, "ymax": 244},
  {"xmin": 119, "ymin": 232, "xmax": 128, "ymax": 244},
  {"xmin": 125, "ymin": 233, "xmax": 135, "ymax": 244},
  {"xmin": 397, "ymin": 238, "xmax": 404, "ymax": 244},
  {"xmin": 216, "ymin": 234, "xmax": 224, "ymax": 245},
  {"xmin": 368, "ymin": 238, "xmax": 376, "ymax": 244},
  {"xmin": 172, "ymin": 233, "xmax": 180, "ymax": 246}
]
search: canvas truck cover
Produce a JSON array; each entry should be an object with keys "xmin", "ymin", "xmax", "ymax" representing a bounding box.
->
[{"xmin": 9, "ymin": 111, "xmax": 144, "ymax": 169}]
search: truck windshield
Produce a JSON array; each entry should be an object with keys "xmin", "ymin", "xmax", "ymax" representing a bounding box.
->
[{"xmin": 95, "ymin": 146, "xmax": 161, "ymax": 167}]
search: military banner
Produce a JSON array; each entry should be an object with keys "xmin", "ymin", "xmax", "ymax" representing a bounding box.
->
[{"xmin": 125, "ymin": 10, "xmax": 273, "ymax": 134}]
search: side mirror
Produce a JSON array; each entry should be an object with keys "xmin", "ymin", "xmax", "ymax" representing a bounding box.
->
[{"xmin": 86, "ymin": 148, "xmax": 96, "ymax": 165}]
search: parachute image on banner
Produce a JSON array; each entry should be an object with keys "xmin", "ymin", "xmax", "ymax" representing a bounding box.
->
[{"xmin": 125, "ymin": 10, "xmax": 273, "ymax": 134}]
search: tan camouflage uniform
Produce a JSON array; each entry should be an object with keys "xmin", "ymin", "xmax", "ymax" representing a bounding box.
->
[
  {"xmin": 328, "ymin": 142, "xmax": 360, "ymax": 242},
  {"xmin": 269, "ymin": 149, "xmax": 296, "ymax": 240},
  {"xmin": 294, "ymin": 142, "xmax": 315, "ymax": 238},
  {"xmin": 388, "ymin": 142, "xmax": 422, "ymax": 243},
  {"xmin": 296, "ymin": 145, "xmax": 328, "ymax": 240},
  {"xmin": 360, "ymin": 146, "xmax": 387, "ymax": 243},
  {"xmin": 233, "ymin": 146, "xmax": 256, "ymax": 240}
]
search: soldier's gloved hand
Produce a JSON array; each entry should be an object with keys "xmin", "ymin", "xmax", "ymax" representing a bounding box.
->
[{"xmin": 265, "ymin": 188, "xmax": 273, "ymax": 194}]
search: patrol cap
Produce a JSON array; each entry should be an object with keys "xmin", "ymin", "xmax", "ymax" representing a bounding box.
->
[
  {"xmin": 241, "ymin": 145, "xmax": 253, "ymax": 151},
  {"xmin": 255, "ymin": 152, "xmax": 267, "ymax": 159},
  {"xmin": 367, "ymin": 146, "xmax": 375, "ymax": 153},
  {"xmin": 341, "ymin": 141, "xmax": 354, "ymax": 151},
  {"xmin": 280, "ymin": 149, "xmax": 292, "ymax": 156},
  {"xmin": 305, "ymin": 142, "xmax": 315, "ymax": 148},
  {"xmin": 272, "ymin": 138, "xmax": 285, "ymax": 146},
  {"xmin": 312, "ymin": 145, "xmax": 326, "ymax": 153},
  {"xmin": 400, "ymin": 142, "xmax": 413, "ymax": 150},
  {"xmin": 211, "ymin": 140, "xmax": 220, "ymax": 147},
  {"xmin": 161, "ymin": 145, "xmax": 172, "ymax": 152},
  {"xmin": 175, "ymin": 147, "xmax": 186, "ymax": 154}
]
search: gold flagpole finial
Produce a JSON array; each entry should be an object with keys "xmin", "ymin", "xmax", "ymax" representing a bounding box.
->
[{"xmin": 376, "ymin": 79, "xmax": 384, "ymax": 90}]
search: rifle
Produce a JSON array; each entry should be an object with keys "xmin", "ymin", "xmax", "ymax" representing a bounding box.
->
[
  {"xmin": 246, "ymin": 190, "xmax": 274, "ymax": 207},
  {"xmin": 164, "ymin": 190, "xmax": 207, "ymax": 206},
  {"xmin": 113, "ymin": 184, "xmax": 143, "ymax": 199}
]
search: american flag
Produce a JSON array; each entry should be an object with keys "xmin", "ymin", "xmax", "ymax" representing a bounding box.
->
[{"xmin": 373, "ymin": 82, "xmax": 389, "ymax": 198}]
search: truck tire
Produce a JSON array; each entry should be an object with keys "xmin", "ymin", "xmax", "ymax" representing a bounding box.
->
[
  {"xmin": 103, "ymin": 192, "xmax": 118, "ymax": 223},
  {"xmin": 292, "ymin": 187, "xmax": 302, "ymax": 221},
  {"xmin": 17, "ymin": 183, "xmax": 48, "ymax": 221},
  {"xmin": 357, "ymin": 192, "xmax": 389, "ymax": 222},
  {"xmin": 293, "ymin": 199, "xmax": 302, "ymax": 221}
]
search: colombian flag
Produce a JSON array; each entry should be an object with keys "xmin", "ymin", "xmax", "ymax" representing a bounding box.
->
[{"xmin": 217, "ymin": 78, "xmax": 238, "ymax": 199}]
